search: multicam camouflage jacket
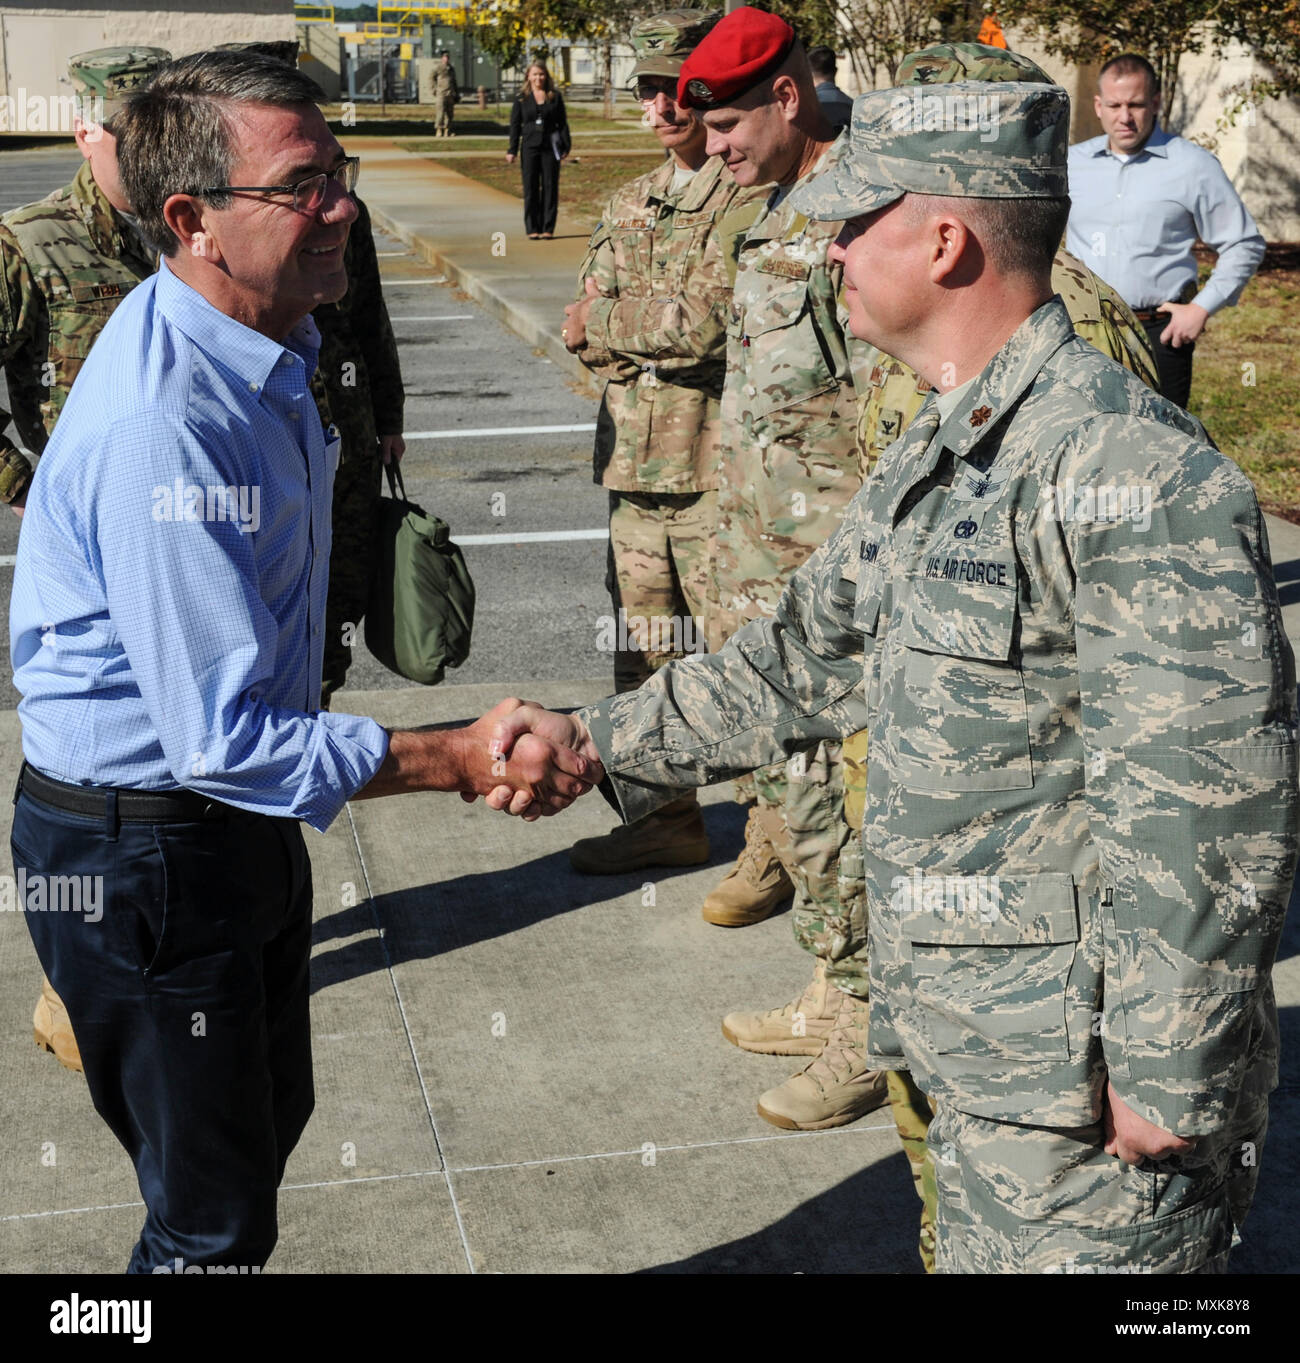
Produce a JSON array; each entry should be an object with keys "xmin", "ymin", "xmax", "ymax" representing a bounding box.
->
[
  {"xmin": 854, "ymin": 247, "xmax": 1161, "ymax": 475},
  {"xmin": 582, "ymin": 297, "xmax": 1298, "ymax": 1138},
  {"xmin": 0, "ymin": 159, "xmax": 154, "ymax": 502},
  {"xmin": 312, "ymin": 195, "xmax": 405, "ymax": 457},
  {"xmin": 713, "ymin": 135, "xmax": 872, "ymax": 635},
  {"xmin": 577, "ymin": 154, "xmax": 762, "ymax": 494}
]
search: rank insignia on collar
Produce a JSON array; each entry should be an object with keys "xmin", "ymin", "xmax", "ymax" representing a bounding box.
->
[{"xmin": 969, "ymin": 405, "xmax": 993, "ymax": 427}]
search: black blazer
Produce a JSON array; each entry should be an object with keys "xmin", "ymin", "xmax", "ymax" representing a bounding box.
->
[{"xmin": 508, "ymin": 91, "xmax": 571, "ymax": 157}]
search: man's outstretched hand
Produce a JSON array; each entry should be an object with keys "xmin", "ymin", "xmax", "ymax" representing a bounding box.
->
[
  {"xmin": 478, "ymin": 698, "xmax": 605, "ymax": 820},
  {"xmin": 356, "ymin": 697, "xmax": 595, "ymax": 816}
]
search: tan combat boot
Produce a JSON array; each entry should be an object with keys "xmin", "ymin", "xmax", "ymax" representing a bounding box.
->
[
  {"xmin": 568, "ymin": 795, "xmax": 709, "ymax": 874},
  {"xmin": 700, "ymin": 806, "xmax": 792, "ymax": 927},
  {"xmin": 755, "ymin": 988, "xmax": 887, "ymax": 1130},
  {"xmin": 721, "ymin": 959, "xmax": 836, "ymax": 1056},
  {"xmin": 33, "ymin": 976, "xmax": 83, "ymax": 1073}
]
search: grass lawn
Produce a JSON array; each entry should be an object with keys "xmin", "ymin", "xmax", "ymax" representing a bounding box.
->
[
  {"xmin": 415, "ymin": 148, "xmax": 666, "ymax": 229},
  {"xmin": 1190, "ymin": 253, "xmax": 1300, "ymax": 522},
  {"xmin": 326, "ymin": 102, "xmax": 642, "ymax": 139}
]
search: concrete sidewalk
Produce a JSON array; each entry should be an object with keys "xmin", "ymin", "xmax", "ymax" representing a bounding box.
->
[
  {"xmin": 353, "ymin": 136, "xmax": 592, "ymax": 381},
  {"xmin": 0, "ymin": 687, "xmax": 923, "ymax": 1274}
]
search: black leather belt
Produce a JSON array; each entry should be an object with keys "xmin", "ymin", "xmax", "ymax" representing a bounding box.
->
[
  {"xmin": 15, "ymin": 761, "xmax": 229, "ymax": 823},
  {"xmin": 1133, "ymin": 281, "xmax": 1197, "ymax": 324}
]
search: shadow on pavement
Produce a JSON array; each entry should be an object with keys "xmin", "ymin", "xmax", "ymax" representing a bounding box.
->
[
  {"xmin": 309, "ymin": 799, "xmax": 760, "ymax": 991},
  {"xmin": 641, "ymin": 1146, "xmax": 925, "ymax": 1274}
]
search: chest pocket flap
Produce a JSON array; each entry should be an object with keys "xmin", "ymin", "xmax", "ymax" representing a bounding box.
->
[
  {"xmin": 897, "ymin": 574, "xmax": 1016, "ymax": 662},
  {"xmin": 886, "ymin": 574, "xmax": 1031, "ymax": 792},
  {"xmin": 740, "ymin": 274, "xmax": 810, "ymax": 339}
]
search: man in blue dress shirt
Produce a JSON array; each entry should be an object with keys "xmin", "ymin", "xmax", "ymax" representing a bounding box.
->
[
  {"xmin": 1066, "ymin": 52, "xmax": 1265, "ymax": 408},
  {"xmin": 8, "ymin": 49, "xmax": 591, "ymax": 1273}
]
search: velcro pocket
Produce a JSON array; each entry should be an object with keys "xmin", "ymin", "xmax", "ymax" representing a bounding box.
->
[
  {"xmin": 905, "ymin": 872, "xmax": 1079, "ymax": 1060},
  {"xmin": 1018, "ymin": 1186, "xmax": 1236, "ymax": 1274},
  {"xmin": 885, "ymin": 577, "xmax": 1031, "ymax": 791},
  {"xmin": 897, "ymin": 574, "xmax": 1015, "ymax": 660},
  {"xmin": 740, "ymin": 275, "xmax": 810, "ymax": 338}
]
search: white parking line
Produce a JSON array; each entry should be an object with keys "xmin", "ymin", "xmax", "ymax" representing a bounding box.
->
[
  {"xmin": 457, "ymin": 529, "xmax": 606, "ymax": 546},
  {"xmin": 406, "ymin": 423, "xmax": 595, "ymax": 439},
  {"xmin": 388, "ymin": 314, "xmax": 475, "ymax": 322},
  {"xmin": 378, "ymin": 277, "xmax": 449, "ymax": 285}
]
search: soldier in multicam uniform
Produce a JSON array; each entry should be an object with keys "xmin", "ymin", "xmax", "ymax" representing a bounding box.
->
[
  {"xmin": 745, "ymin": 41, "xmax": 1163, "ymax": 1272},
  {"xmin": 0, "ymin": 45, "xmax": 171, "ymax": 1072},
  {"xmin": 491, "ymin": 79, "xmax": 1297, "ymax": 1275},
  {"xmin": 315, "ymin": 193, "xmax": 406, "ymax": 708},
  {"xmin": 673, "ymin": 4, "xmax": 884, "ymax": 1130},
  {"xmin": 433, "ymin": 52, "xmax": 460, "ymax": 138},
  {"xmin": 561, "ymin": 9, "xmax": 766, "ymax": 876}
]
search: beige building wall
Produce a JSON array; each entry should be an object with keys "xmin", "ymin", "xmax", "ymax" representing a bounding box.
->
[{"xmin": 1, "ymin": 0, "xmax": 293, "ymax": 127}]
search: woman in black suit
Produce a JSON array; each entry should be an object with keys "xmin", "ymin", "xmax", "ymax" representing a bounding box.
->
[{"xmin": 506, "ymin": 61, "xmax": 571, "ymax": 239}]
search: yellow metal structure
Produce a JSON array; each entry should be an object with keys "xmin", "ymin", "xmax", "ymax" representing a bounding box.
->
[{"xmin": 294, "ymin": 3, "xmax": 336, "ymax": 22}]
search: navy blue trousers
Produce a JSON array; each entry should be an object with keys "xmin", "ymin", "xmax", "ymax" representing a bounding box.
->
[
  {"xmin": 1141, "ymin": 313, "xmax": 1196, "ymax": 410},
  {"xmin": 14, "ymin": 787, "xmax": 314, "ymax": 1273}
]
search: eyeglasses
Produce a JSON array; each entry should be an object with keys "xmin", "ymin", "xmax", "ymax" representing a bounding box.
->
[
  {"xmin": 633, "ymin": 79, "xmax": 678, "ymax": 103},
  {"xmin": 195, "ymin": 156, "xmax": 360, "ymax": 213}
]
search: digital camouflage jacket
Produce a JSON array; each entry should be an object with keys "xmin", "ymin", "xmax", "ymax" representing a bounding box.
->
[{"xmin": 582, "ymin": 297, "xmax": 1297, "ymax": 1139}]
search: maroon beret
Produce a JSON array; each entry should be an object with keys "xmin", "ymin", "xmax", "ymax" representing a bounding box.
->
[{"xmin": 676, "ymin": 5, "xmax": 796, "ymax": 109}]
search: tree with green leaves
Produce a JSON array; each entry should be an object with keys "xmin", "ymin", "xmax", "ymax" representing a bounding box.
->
[
  {"xmin": 998, "ymin": 0, "xmax": 1300, "ymax": 118},
  {"xmin": 752, "ymin": 1, "xmax": 984, "ymax": 89},
  {"xmin": 469, "ymin": 0, "xmax": 644, "ymax": 75}
]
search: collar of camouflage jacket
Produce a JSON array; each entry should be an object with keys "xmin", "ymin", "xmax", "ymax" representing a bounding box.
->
[
  {"xmin": 884, "ymin": 295, "xmax": 1077, "ymax": 520},
  {"xmin": 743, "ymin": 130, "xmax": 849, "ymax": 247},
  {"xmin": 646, "ymin": 152, "xmax": 728, "ymax": 212},
  {"xmin": 70, "ymin": 158, "xmax": 153, "ymax": 268}
]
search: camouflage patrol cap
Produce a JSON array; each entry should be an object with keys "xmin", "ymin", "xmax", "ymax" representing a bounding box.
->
[
  {"xmin": 629, "ymin": 9, "xmax": 722, "ymax": 81},
  {"xmin": 67, "ymin": 46, "xmax": 171, "ymax": 121},
  {"xmin": 789, "ymin": 80, "xmax": 1070, "ymax": 221},
  {"xmin": 894, "ymin": 41, "xmax": 1053, "ymax": 87},
  {"xmin": 216, "ymin": 40, "xmax": 301, "ymax": 67}
]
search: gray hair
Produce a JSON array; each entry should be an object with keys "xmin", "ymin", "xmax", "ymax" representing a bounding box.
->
[{"xmin": 116, "ymin": 49, "xmax": 327, "ymax": 257}]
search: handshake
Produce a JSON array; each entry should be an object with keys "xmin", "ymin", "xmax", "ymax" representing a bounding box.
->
[{"xmin": 457, "ymin": 697, "xmax": 606, "ymax": 821}]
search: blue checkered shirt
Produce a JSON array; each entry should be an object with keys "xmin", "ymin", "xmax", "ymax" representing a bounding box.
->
[
  {"xmin": 10, "ymin": 259, "xmax": 389, "ymax": 831},
  {"xmin": 1066, "ymin": 124, "xmax": 1265, "ymax": 316}
]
